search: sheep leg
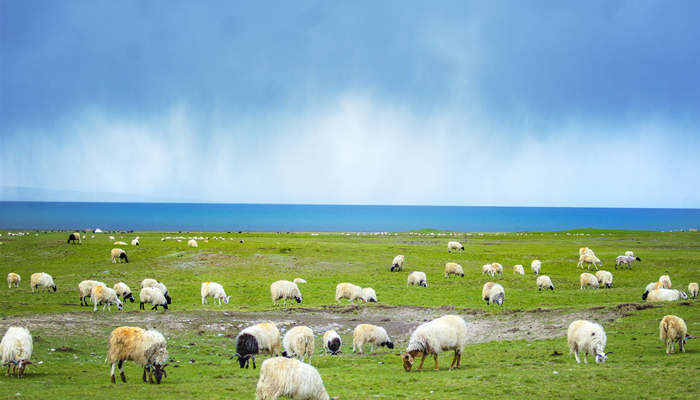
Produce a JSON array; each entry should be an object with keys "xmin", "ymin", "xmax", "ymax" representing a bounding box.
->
[
  {"xmin": 433, "ymin": 354, "xmax": 439, "ymax": 371},
  {"xmin": 456, "ymin": 351, "xmax": 462, "ymax": 368},
  {"xmin": 110, "ymin": 363, "xmax": 116, "ymax": 383},
  {"xmin": 417, "ymin": 353, "xmax": 427, "ymax": 370},
  {"xmin": 143, "ymin": 366, "xmax": 149, "ymax": 382},
  {"xmin": 119, "ymin": 360, "xmax": 126, "ymax": 382},
  {"xmin": 449, "ymin": 351, "xmax": 458, "ymax": 370},
  {"xmin": 574, "ymin": 351, "xmax": 581, "ymax": 364},
  {"xmin": 583, "ymin": 353, "xmax": 588, "ymax": 364}
]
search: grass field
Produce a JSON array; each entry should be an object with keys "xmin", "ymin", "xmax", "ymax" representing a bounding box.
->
[{"xmin": 0, "ymin": 229, "xmax": 698, "ymax": 399}]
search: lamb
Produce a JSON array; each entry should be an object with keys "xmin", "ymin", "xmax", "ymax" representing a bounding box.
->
[
  {"xmin": 187, "ymin": 239, "xmax": 198, "ymax": 248},
  {"xmin": 92, "ymin": 285, "xmax": 123, "ymax": 312},
  {"xmin": 255, "ymin": 357, "xmax": 330, "ymax": 400},
  {"xmin": 391, "ymin": 255, "xmax": 405, "ymax": 271},
  {"xmin": 335, "ymin": 282, "xmax": 365, "ymax": 303},
  {"xmin": 513, "ymin": 264, "xmax": 525, "ymax": 275},
  {"xmin": 235, "ymin": 322, "xmax": 281, "ymax": 369},
  {"xmin": 352, "ymin": 324, "xmax": 393, "ymax": 354},
  {"xmin": 531, "ymin": 259, "xmax": 541, "ymax": 275},
  {"xmin": 106, "ymin": 326, "xmax": 169, "ymax": 384},
  {"xmin": 67, "ymin": 232, "xmax": 81, "ymax": 244},
  {"xmin": 577, "ymin": 254, "xmax": 601, "ymax": 270},
  {"xmin": 482, "ymin": 282, "xmax": 505, "ymax": 305},
  {"xmin": 407, "ymin": 271, "xmax": 428, "ymax": 287},
  {"xmin": 595, "ymin": 270, "xmax": 614, "ymax": 288},
  {"xmin": 615, "ymin": 255, "xmax": 641, "ymax": 269},
  {"xmin": 444, "ymin": 262, "xmax": 464, "ymax": 278},
  {"xmin": 7, "ymin": 273, "xmax": 20, "ymax": 288},
  {"xmin": 139, "ymin": 287, "xmax": 169, "ymax": 311},
  {"xmin": 567, "ymin": 320, "xmax": 608, "ymax": 364},
  {"xmin": 79, "ymin": 280, "xmax": 106, "ymax": 306},
  {"xmin": 580, "ymin": 273, "xmax": 599, "ymax": 289},
  {"xmin": 270, "ymin": 280, "xmax": 302, "ymax": 306},
  {"xmin": 659, "ymin": 275, "xmax": 672, "ymax": 289},
  {"xmin": 361, "ymin": 287, "xmax": 377, "ymax": 302},
  {"xmin": 447, "ymin": 241, "xmax": 464, "ymax": 252},
  {"xmin": 401, "ymin": 315, "xmax": 467, "ymax": 372},
  {"xmin": 536, "ymin": 275, "xmax": 554, "ymax": 291},
  {"xmin": 646, "ymin": 288, "xmax": 688, "ymax": 302},
  {"xmin": 293, "ymin": 278, "xmax": 307, "ymax": 284},
  {"xmin": 201, "ymin": 281, "xmax": 231, "ymax": 305},
  {"xmin": 282, "ymin": 326, "xmax": 315, "ymax": 363},
  {"xmin": 113, "ymin": 282, "xmax": 135, "ymax": 303},
  {"xmin": 141, "ymin": 279, "xmax": 171, "ymax": 303},
  {"xmin": 130, "ymin": 238, "xmax": 139, "ymax": 246},
  {"xmin": 689, "ymin": 282, "xmax": 699, "ymax": 299},
  {"xmin": 323, "ymin": 330, "xmax": 342, "ymax": 355},
  {"xmin": 111, "ymin": 248, "xmax": 129, "ymax": 263},
  {"xmin": 30, "ymin": 272, "xmax": 56, "ymax": 293},
  {"xmin": 659, "ymin": 315, "xmax": 688, "ymax": 354},
  {"xmin": 1, "ymin": 327, "xmax": 33, "ymax": 378}
]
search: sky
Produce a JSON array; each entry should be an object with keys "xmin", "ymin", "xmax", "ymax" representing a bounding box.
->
[{"xmin": 1, "ymin": 0, "xmax": 699, "ymax": 207}]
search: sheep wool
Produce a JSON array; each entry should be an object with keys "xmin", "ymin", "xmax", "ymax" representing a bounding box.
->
[
  {"xmin": 567, "ymin": 320, "xmax": 608, "ymax": 364},
  {"xmin": 323, "ymin": 330, "xmax": 342, "ymax": 355},
  {"xmin": 188, "ymin": 239, "xmax": 198, "ymax": 248},
  {"xmin": 482, "ymin": 282, "xmax": 505, "ymax": 305},
  {"xmin": 92, "ymin": 285, "xmax": 123, "ymax": 312},
  {"xmin": 445, "ymin": 262, "xmax": 465, "ymax": 278},
  {"xmin": 689, "ymin": 282, "xmax": 699, "ymax": 299},
  {"xmin": 595, "ymin": 270, "xmax": 614, "ymax": 288},
  {"xmin": 659, "ymin": 275, "xmax": 672, "ymax": 289},
  {"xmin": 352, "ymin": 324, "xmax": 393, "ymax": 354},
  {"xmin": 1, "ymin": 327, "xmax": 33, "ymax": 378},
  {"xmin": 536, "ymin": 275, "xmax": 554, "ymax": 291},
  {"xmin": 447, "ymin": 241, "xmax": 464, "ymax": 252},
  {"xmin": 642, "ymin": 281, "xmax": 665, "ymax": 300},
  {"xmin": 139, "ymin": 287, "xmax": 168, "ymax": 311},
  {"xmin": 235, "ymin": 322, "xmax": 281, "ymax": 369},
  {"xmin": 335, "ymin": 282, "xmax": 365, "ymax": 303},
  {"xmin": 391, "ymin": 255, "xmax": 405, "ymax": 272},
  {"xmin": 407, "ymin": 271, "xmax": 428, "ymax": 287},
  {"xmin": 580, "ymin": 273, "xmax": 599, "ymax": 289},
  {"xmin": 531, "ymin": 260, "xmax": 541, "ymax": 275},
  {"xmin": 141, "ymin": 278, "xmax": 158, "ymax": 288},
  {"xmin": 106, "ymin": 327, "xmax": 168, "ymax": 384},
  {"xmin": 111, "ymin": 248, "xmax": 128, "ymax": 263},
  {"xmin": 270, "ymin": 280, "xmax": 302, "ymax": 306},
  {"xmin": 113, "ymin": 282, "xmax": 135, "ymax": 303},
  {"xmin": 255, "ymin": 357, "xmax": 330, "ymax": 400},
  {"xmin": 282, "ymin": 326, "xmax": 315, "ymax": 364},
  {"xmin": 201, "ymin": 281, "xmax": 231, "ymax": 305},
  {"xmin": 361, "ymin": 287, "xmax": 377, "ymax": 303},
  {"xmin": 79, "ymin": 280, "xmax": 106, "ymax": 306},
  {"xmin": 646, "ymin": 289, "xmax": 688, "ymax": 302},
  {"xmin": 625, "ymin": 250, "xmax": 634, "ymax": 257},
  {"xmin": 401, "ymin": 315, "xmax": 467, "ymax": 372},
  {"xmin": 7, "ymin": 273, "xmax": 20, "ymax": 288},
  {"xmin": 30, "ymin": 272, "xmax": 56, "ymax": 293},
  {"xmin": 659, "ymin": 315, "xmax": 688, "ymax": 354},
  {"xmin": 513, "ymin": 265, "xmax": 525, "ymax": 275}
]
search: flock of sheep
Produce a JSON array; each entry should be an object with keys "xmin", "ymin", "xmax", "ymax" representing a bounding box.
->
[{"xmin": 1, "ymin": 233, "xmax": 697, "ymax": 399}]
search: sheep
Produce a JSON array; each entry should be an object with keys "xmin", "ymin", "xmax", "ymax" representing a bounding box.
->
[
  {"xmin": 141, "ymin": 279, "xmax": 171, "ymax": 304},
  {"xmin": 30, "ymin": 272, "xmax": 56, "ymax": 293},
  {"xmin": 323, "ymin": 330, "xmax": 342, "ymax": 355},
  {"xmin": 235, "ymin": 322, "xmax": 281, "ymax": 369},
  {"xmin": 615, "ymin": 255, "xmax": 641, "ymax": 269},
  {"xmin": 536, "ymin": 275, "xmax": 554, "ymax": 291},
  {"xmin": 141, "ymin": 278, "xmax": 158, "ymax": 288},
  {"xmin": 391, "ymin": 255, "xmax": 405, "ymax": 271},
  {"xmin": 481, "ymin": 264, "xmax": 493, "ymax": 275},
  {"xmin": 1, "ymin": 327, "xmax": 33, "ymax": 378},
  {"xmin": 489, "ymin": 262, "xmax": 503, "ymax": 277},
  {"xmin": 444, "ymin": 262, "xmax": 464, "ymax": 278},
  {"xmin": 361, "ymin": 287, "xmax": 377, "ymax": 302},
  {"xmin": 689, "ymin": 282, "xmax": 699, "ymax": 299},
  {"xmin": 188, "ymin": 239, "xmax": 198, "ymax": 248},
  {"xmin": 577, "ymin": 254, "xmax": 601, "ymax": 270},
  {"xmin": 335, "ymin": 282, "xmax": 365, "ymax": 303},
  {"xmin": 595, "ymin": 270, "xmax": 614, "ymax": 288},
  {"xmin": 659, "ymin": 275, "xmax": 672, "ymax": 289},
  {"xmin": 646, "ymin": 288, "xmax": 688, "ymax": 302},
  {"xmin": 114, "ymin": 241, "xmax": 127, "ymax": 245},
  {"xmin": 255, "ymin": 357, "xmax": 330, "ymax": 400},
  {"xmin": 92, "ymin": 285, "xmax": 123, "ymax": 312},
  {"xmin": 567, "ymin": 320, "xmax": 608, "ymax": 364},
  {"xmin": 447, "ymin": 241, "xmax": 464, "ymax": 252},
  {"xmin": 79, "ymin": 280, "xmax": 106, "ymax": 306},
  {"xmin": 625, "ymin": 250, "xmax": 634, "ymax": 257},
  {"xmin": 111, "ymin": 248, "xmax": 128, "ymax": 263},
  {"xmin": 7, "ymin": 273, "xmax": 20, "ymax": 288},
  {"xmin": 642, "ymin": 281, "xmax": 665, "ymax": 300},
  {"xmin": 270, "ymin": 280, "xmax": 302, "ymax": 306},
  {"xmin": 106, "ymin": 326, "xmax": 169, "ymax": 384},
  {"xmin": 67, "ymin": 232, "xmax": 81, "ymax": 244},
  {"xmin": 352, "ymin": 324, "xmax": 393, "ymax": 354},
  {"xmin": 659, "ymin": 315, "xmax": 688, "ymax": 354},
  {"xmin": 580, "ymin": 273, "xmax": 599, "ymax": 289},
  {"xmin": 130, "ymin": 238, "xmax": 140, "ymax": 246},
  {"xmin": 139, "ymin": 287, "xmax": 168, "ymax": 311},
  {"xmin": 531, "ymin": 259, "xmax": 541, "ymax": 275},
  {"xmin": 513, "ymin": 264, "xmax": 525, "ymax": 275},
  {"xmin": 293, "ymin": 278, "xmax": 307, "ymax": 284},
  {"xmin": 113, "ymin": 282, "xmax": 135, "ymax": 303},
  {"xmin": 407, "ymin": 271, "xmax": 428, "ymax": 287},
  {"xmin": 482, "ymin": 282, "xmax": 505, "ymax": 305},
  {"xmin": 109, "ymin": 235, "xmax": 115, "ymax": 240},
  {"xmin": 401, "ymin": 315, "xmax": 467, "ymax": 372},
  {"xmin": 282, "ymin": 326, "xmax": 314, "ymax": 363},
  {"xmin": 579, "ymin": 247, "xmax": 595, "ymax": 257},
  {"xmin": 201, "ymin": 281, "xmax": 231, "ymax": 305}
]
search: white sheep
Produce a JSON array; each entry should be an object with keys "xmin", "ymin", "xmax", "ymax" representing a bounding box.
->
[
  {"xmin": 130, "ymin": 238, "xmax": 140, "ymax": 246},
  {"xmin": 489, "ymin": 262, "xmax": 503, "ymax": 277},
  {"xmin": 577, "ymin": 254, "xmax": 601, "ymax": 270},
  {"xmin": 109, "ymin": 235, "xmax": 115, "ymax": 240},
  {"xmin": 481, "ymin": 264, "xmax": 493, "ymax": 275},
  {"xmin": 595, "ymin": 270, "xmax": 614, "ymax": 288},
  {"xmin": 282, "ymin": 326, "xmax": 315, "ymax": 364},
  {"xmin": 106, "ymin": 326, "xmax": 169, "ymax": 384},
  {"xmin": 335, "ymin": 282, "xmax": 365, "ymax": 303},
  {"xmin": 323, "ymin": 330, "xmax": 342, "ymax": 355},
  {"xmin": 659, "ymin": 315, "xmax": 688, "ymax": 354},
  {"xmin": 482, "ymin": 282, "xmax": 505, "ymax": 305},
  {"xmin": 293, "ymin": 278, "xmax": 307, "ymax": 284},
  {"xmin": 188, "ymin": 239, "xmax": 198, "ymax": 248},
  {"xmin": 401, "ymin": 315, "xmax": 467, "ymax": 371},
  {"xmin": 235, "ymin": 322, "xmax": 281, "ymax": 369},
  {"xmin": 642, "ymin": 281, "xmax": 665, "ymax": 300},
  {"xmin": 92, "ymin": 285, "xmax": 123, "ymax": 312},
  {"xmin": 111, "ymin": 248, "xmax": 129, "ymax": 263},
  {"xmin": 447, "ymin": 241, "xmax": 464, "ymax": 252},
  {"xmin": 567, "ymin": 320, "xmax": 608, "ymax": 364},
  {"xmin": 625, "ymin": 250, "xmax": 634, "ymax": 257},
  {"xmin": 140, "ymin": 279, "xmax": 171, "ymax": 303},
  {"xmin": 113, "ymin": 282, "xmax": 135, "ymax": 303},
  {"xmin": 352, "ymin": 324, "xmax": 393, "ymax": 354},
  {"xmin": 139, "ymin": 287, "xmax": 168, "ymax": 311},
  {"xmin": 646, "ymin": 288, "xmax": 688, "ymax": 302},
  {"xmin": 255, "ymin": 357, "xmax": 330, "ymax": 400},
  {"xmin": 270, "ymin": 280, "xmax": 302, "ymax": 306},
  {"xmin": 444, "ymin": 262, "xmax": 464, "ymax": 278},
  {"xmin": 689, "ymin": 282, "xmax": 699, "ymax": 299},
  {"xmin": 407, "ymin": 271, "xmax": 428, "ymax": 287},
  {"xmin": 79, "ymin": 280, "xmax": 106, "ymax": 306},
  {"xmin": 7, "ymin": 273, "xmax": 20, "ymax": 288},
  {"xmin": 67, "ymin": 232, "xmax": 81, "ymax": 244},
  {"xmin": 531, "ymin": 259, "xmax": 541, "ymax": 275},
  {"xmin": 201, "ymin": 281, "xmax": 231, "ymax": 305},
  {"xmin": 30, "ymin": 272, "xmax": 56, "ymax": 293},
  {"xmin": 513, "ymin": 265, "xmax": 525, "ymax": 275},
  {"xmin": 536, "ymin": 275, "xmax": 554, "ymax": 291},
  {"xmin": 391, "ymin": 255, "xmax": 405, "ymax": 272},
  {"xmin": 579, "ymin": 247, "xmax": 595, "ymax": 257},
  {"xmin": 615, "ymin": 255, "xmax": 641, "ymax": 269},
  {"xmin": 1, "ymin": 327, "xmax": 33, "ymax": 378},
  {"xmin": 114, "ymin": 241, "xmax": 127, "ymax": 245},
  {"xmin": 580, "ymin": 273, "xmax": 599, "ymax": 289},
  {"xmin": 141, "ymin": 278, "xmax": 158, "ymax": 288},
  {"xmin": 361, "ymin": 287, "xmax": 377, "ymax": 303},
  {"xmin": 659, "ymin": 275, "xmax": 672, "ymax": 289}
]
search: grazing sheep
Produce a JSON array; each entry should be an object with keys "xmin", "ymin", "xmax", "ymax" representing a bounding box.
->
[
  {"xmin": 577, "ymin": 254, "xmax": 601, "ymax": 270},
  {"xmin": 689, "ymin": 282, "xmax": 699, "ymax": 299},
  {"xmin": 323, "ymin": 330, "xmax": 342, "ymax": 355},
  {"xmin": 407, "ymin": 271, "xmax": 428, "ymax": 287},
  {"xmin": 293, "ymin": 278, "xmax": 307, "ymax": 284},
  {"xmin": 255, "ymin": 357, "xmax": 330, "ymax": 400},
  {"xmin": 140, "ymin": 279, "xmax": 171, "ymax": 304},
  {"xmin": 659, "ymin": 275, "xmax": 672, "ymax": 289},
  {"xmin": 595, "ymin": 270, "xmax": 614, "ymax": 288},
  {"xmin": 580, "ymin": 273, "xmax": 599, "ymax": 289},
  {"xmin": 361, "ymin": 287, "xmax": 377, "ymax": 303},
  {"xmin": 141, "ymin": 278, "xmax": 158, "ymax": 288},
  {"xmin": 646, "ymin": 288, "xmax": 688, "ymax": 302},
  {"xmin": 513, "ymin": 265, "xmax": 525, "ymax": 275},
  {"xmin": 139, "ymin": 287, "xmax": 168, "ymax": 311},
  {"xmin": 235, "ymin": 322, "xmax": 281, "ymax": 369},
  {"xmin": 536, "ymin": 275, "xmax": 554, "ymax": 291},
  {"xmin": 659, "ymin": 315, "xmax": 688, "ymax": 354},
  {"xmin": 30, "ymin": 272, "xmax": 56, "ymax": 293},
  {"xmin": 531, "ymin": 260, "xmax": 541, "ymax": 275},
  {"xmin": 482, "ymin": 282, "xmax": 505, "ymax": 305},
  {"xmin": 1, "ymin": 327, "xmax": 33, "ymax": 378},
  {"xmin": 188, "ymin": 239, "xmax": 198, "ymax": 248},
  {"xmin": 447, "ymin": 241, "xmax": 464, "ymax": 252},
  {"xmin": 401, "ymin": 315, "xmax": 467, "ymax": 372},
  {"xmin": 201, "ymin": 281, "xmax": 231, "ymax": 305},
  {"xmin": 444, "ymin": 262, "xmax": 464, "ymax": 278},
  {"xmin": 615, "ymin": 255, "xmax": 641, "ymax": 269},
  {"xmin": 270, "ymin": 280, "xmax": 302, "ymax": 306},
  {"xmin": 67, "ymin": 232, "xmax": 81, "ymax": 244},
  {"xmin": 625, "ymin": 250, "xmax": 634, "ymax": 257},
  {"xmin": 79, "ymin": 280, "xmax": 106, "ymax": 306},
  {"xmin": 7, "ymin": 273, "xmax": 20, "ymax": 288},
  {"xmin": 579, "ymin": 247, "xmax": 595, "ymax": 257},
  {"xmin": 481, "ymin": 264, "xmax": 493, "ymax": 275},
  {"xmin": 282, "ymin": 326, "xmax": 315, "ymax": 364},
  {"xmin": 352, "ymin": 324, "xmax": 393, "ymax": 354},
  {"xmin": 111, "ymin": 248, "xmax": 128, "ymax": 263},
  {"xmin": 92, "ymin": 285, "xmax": 123, "ymax": 312},
  {"xmin": 489, "ymin": 262, "xmax": 503, "ymax": 277},
  {"xmin": 113, "ymin": 282, "xmax": 135, "ymax": 303},
  {"xmin": 335, "ymin": 282, "xmax": 365, "ymax": 303},
  {"xmin": 114, "ymin": 241, "xmax": 127, "ymax": 246},
  {"xmin": 130, "ymin": 238, "xmax": 139, "ymax": 246},
  {"xmin": 391, "ymin": 255, "xmax": 405, "ymax": 272},
  {"xmin": 106, "ymin": 326, "xmax": 168, "ymax": 384},
  {"xmin": 567, "ymin": 320, "xmax": 608, "ymax": 364}
]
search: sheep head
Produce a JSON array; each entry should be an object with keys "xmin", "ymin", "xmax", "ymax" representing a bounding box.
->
[
  {"xmin": 222, "ymin": 296, "xmax": 231, "ymax": 304},
  {"xmin": 595, "ymin": 352, "xmax": 609, "ymax": 363},
  {"xmin": 153, "ymin": 363, "xmax": 168, "ymax": 384},
  {"xmin": 295, "ymin": 295, "xmax": 302, "ymax": 304}
]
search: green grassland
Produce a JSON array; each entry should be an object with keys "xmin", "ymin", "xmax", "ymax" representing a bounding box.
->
[{"xmin": 0, "ymin": 229, "xmax": 698, "ymax": 399}]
